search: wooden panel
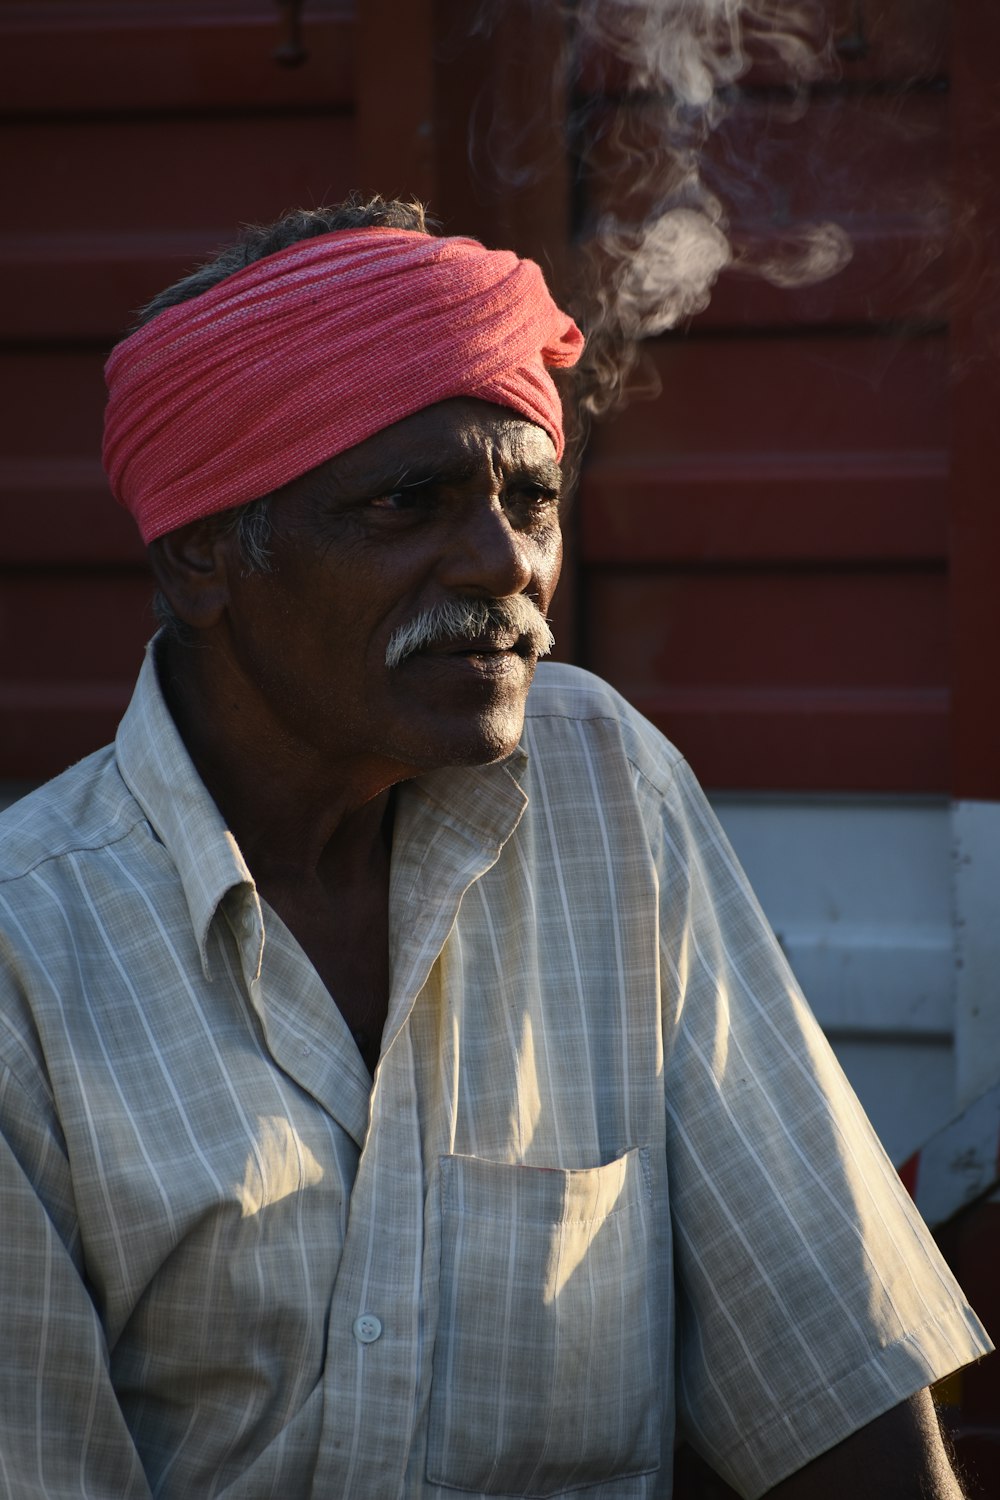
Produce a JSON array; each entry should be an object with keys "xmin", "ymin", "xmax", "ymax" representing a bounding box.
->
[
  {"xmin": 0, "ymin": 351, "xmax": 142, "ymax": 564},
  {"xmin": 0, "ymin": 353, "xmax": 106, "ymax": 463},
  {"xmin": 0, "ymin": 683, "xmax": 138, "ymax": 782},
  {"xmin": 583, "ymin": 334, "xmax": 947, "ymax": 456},
  {"xmin": 0, "ymin": 468, "xmax": 141, "ymax": 566},
  {"xmin": 3, "ymin": 576, "xmax": 154, "ymax": 683},
  {"xmin": 2, "ymin": 117, "xmax": 359, "ymax": 232},
  {"xmin": 579, "ymin": 333, "xmax": 948, "ymax": 567},
  {"xmin": 586, "ymin": 571, "xmax": 948, "ymax": 692},
  {"xmin": 0, "ymin": 574, "xmax": 153, "ymax": 778},
  {"xmin": 357, "ymin": 0, "xmax": 433, "ymax": 203},
  {"xmin": 0, "ymin": 2, "xmax": 364, "ymax": 781},
  {"xmin": 0, "ymin": 115, "xmax": 358, "ymax": 340},
  {"xmin": 948, "ymin": 0, "xmax": 1000, "ymax": 800},
  {"xmin": 586, "ymin": 566, "xmax": 949, "ymax": 790},
  {"xmin": 431, "ymin": 0, "xmax": 571, "ymax": 267},
  {"xmin": 618, "ymin": 689, "xmax": 947, "ymax": 794},
  {"xmin": 580, "ymin": 455, "xmax": 946, "ymax": 565},
  {"xmin": 579, "ymin": 326, "xmax": 950, "ymax": 791},
  {"xmin": 0, "ymin": 1, "xmax": 354, "ymax": 113}
]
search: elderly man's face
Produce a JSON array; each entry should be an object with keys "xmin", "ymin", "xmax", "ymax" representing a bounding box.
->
[{"xmin": 217, "ymin": 398, "xmax": 563, "ymax": 784}]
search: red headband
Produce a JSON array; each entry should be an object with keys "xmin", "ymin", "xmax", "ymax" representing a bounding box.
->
[{"xmin": 102, "ymin": 228, "xmax": 584, "ymax": 543}]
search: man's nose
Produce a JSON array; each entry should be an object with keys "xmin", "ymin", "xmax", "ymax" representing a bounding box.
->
[{"xmin": 438, "ymin": 498, "xmax": 535, "ymax": 598}]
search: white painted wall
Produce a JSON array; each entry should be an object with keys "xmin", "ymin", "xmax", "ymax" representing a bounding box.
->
[
  {"xmin": 953, "ymin": 800, "xmax": 1000, "ymax": 1110},
  {"xmin": 711, "ymin": 794, "xmax": 1000, "ymax": 1166}
]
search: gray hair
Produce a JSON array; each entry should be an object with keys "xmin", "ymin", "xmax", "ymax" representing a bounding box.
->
[
  {"xmin": 150, "ymin": 497, "xmax": 275, "ymax": 643},
  {"xmin": 134, "ymin": 195, "xmax": 436, "ymax": 329}
]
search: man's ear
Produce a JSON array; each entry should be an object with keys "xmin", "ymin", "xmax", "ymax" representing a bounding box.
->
[{"xmin": 147, "ymin": 518, "xmax": 234, "ymax": 631}]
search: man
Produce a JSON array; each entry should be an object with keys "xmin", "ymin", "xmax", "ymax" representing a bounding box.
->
[{"xmin": 0, "ymin": 195, "xmax": 990, "ymax": 1499}]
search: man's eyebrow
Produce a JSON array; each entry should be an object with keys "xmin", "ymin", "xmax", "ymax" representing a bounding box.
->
[
  {"xmin": 353, "ymin": 452, "xmax": 563, "ymax": 496},
  {"xmin": 517, "ymin": 457, "xmax": 563, "ymax": 493}
]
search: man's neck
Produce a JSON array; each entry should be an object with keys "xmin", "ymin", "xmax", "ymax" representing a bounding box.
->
[
  {"xmin": 154, "ymin": 634, "xmax": 401, "ymax": 888},
  {"xmin": 156, "ymin": 634, "xmax": 398, "ymax": 1072}
]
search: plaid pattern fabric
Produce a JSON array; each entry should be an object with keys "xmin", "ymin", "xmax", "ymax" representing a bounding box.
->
[{"xmin": 0, "ymin": 647, "xmax": 989, "ymax": 1499}]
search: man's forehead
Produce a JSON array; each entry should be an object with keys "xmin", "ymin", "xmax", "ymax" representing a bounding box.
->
[{"xmin": 317, "ymin": 397, "xmax": 561, "ymax": 490}]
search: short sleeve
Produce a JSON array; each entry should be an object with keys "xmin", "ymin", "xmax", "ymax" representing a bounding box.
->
[{"xmin": 652, "ymin": 758, "xmax": 992, "ymax": 1498}]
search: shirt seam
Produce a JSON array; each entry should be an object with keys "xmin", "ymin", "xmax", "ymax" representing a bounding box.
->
[
  {"xmin": 0, "ymin": 815, "xmax": 150, "ymax": 889},
  {"xmin": 0, "ymin": 1056, "xmax": 60, "ymax": 1129},
  {"xmin": 522, "ymin": 706, "xmax": 683, "ymax": 803}
]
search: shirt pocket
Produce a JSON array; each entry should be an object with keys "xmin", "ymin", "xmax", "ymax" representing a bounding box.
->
[{"xmin": 427, "ymin": 1147, "xmax": 660, "ymax": 1497}]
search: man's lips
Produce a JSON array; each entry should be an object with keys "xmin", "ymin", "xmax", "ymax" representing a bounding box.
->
[{"xmin": 416, "ymin": 632, "xmax": 529, "ymax": 658}]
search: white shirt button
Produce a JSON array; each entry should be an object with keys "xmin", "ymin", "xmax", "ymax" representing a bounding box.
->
[{"xmin": 353, "ymin": 1313, "xmax": 382, "ymax": 1344}]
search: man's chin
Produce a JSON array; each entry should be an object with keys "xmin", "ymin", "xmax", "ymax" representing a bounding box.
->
[
  {"xmin": 435, "ymin": 713, "xmax": 526, "ymax": 769},
  {"xmin": 391, "ymin": 700, "xmax": 528, "ymax": 776}
]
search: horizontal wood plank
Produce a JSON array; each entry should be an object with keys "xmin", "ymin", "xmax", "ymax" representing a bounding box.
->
[
  {"xmin": 1, "ymin": 115, "xmax": 359, "ymax": 235},
  {"xmin": 585, "ymin": 569, "xmax": 948, "ymax": 692},
  {"xmin": 0, "ymin": 467, "xmax": 144, "ymax": 564},
  {"xmin": 631, "ymin": 686, "xmax": 948, "ymax": 792},
  {"xmin": 579, "ymin": 451, "xmax": 947, "ymax": 563},
  {"xmin": 2, "ymin": 575, "xmax": 155, "ymax": 681},
  {"xmin": 583, "ymin": 566, "xmax": 948, "ymax": 791},
  {"xmin": 0, "ymin": 110, "xmax": 359, "ymax": 339},
  {"xmin": 581, "ymin": 332, "xmax": 947, "ymax": 460},
  {"xmin": 0, "ymin": 683, "xmax": 136, "ymax": 780},
  {"xmin": 0, "ymin": 1, "xmax": 355, "ymax": 113}
]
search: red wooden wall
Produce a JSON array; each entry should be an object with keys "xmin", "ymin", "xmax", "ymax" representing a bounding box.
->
[
  {"xmin": 1, "ymin": 0, "xmax": 998, "ymax": 800},
  {"xmin": 0, "ymin": 0, "xmax": 362, "ymax": 779},
  {"xmin": 575, "ymin": 0, "xmax": 961, "ymax": 792}
]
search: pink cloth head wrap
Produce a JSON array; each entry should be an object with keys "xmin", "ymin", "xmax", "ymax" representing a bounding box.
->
[{"xmin": 102, "ymin": 227, "xmax": 584, "ymax": 543}]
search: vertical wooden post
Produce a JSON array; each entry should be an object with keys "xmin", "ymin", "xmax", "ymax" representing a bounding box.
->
[
  {"xmin": 356, "ymin": 0, "xmax": 435, "ymax": 204},
  {"xmin": 949, "ymin": 0, "xmax": 1000, "ymax": 799}
]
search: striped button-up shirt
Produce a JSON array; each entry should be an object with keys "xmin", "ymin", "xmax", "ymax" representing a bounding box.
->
[{"xmin": 0, "ymin": 649, "xmax": 989, "ymax": 1499}]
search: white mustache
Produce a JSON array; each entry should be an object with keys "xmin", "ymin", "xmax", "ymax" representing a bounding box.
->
[{"xmin": 385, "ymin": 596, "xmax": 555, "ymax": 669}]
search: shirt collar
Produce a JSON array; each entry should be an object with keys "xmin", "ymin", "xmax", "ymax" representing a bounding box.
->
[
  {"xmin": 114, "ymin": 640, "xmax": 259, "ymax": 980},
  {"xmin": 113, "ymin": 639, "xmax": 532, "ymax": 982}
]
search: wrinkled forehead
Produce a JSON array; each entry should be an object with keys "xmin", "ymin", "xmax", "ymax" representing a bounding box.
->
[{"xmin": 276, "ymin": 397, "xmax": 563, "ymax": 507}]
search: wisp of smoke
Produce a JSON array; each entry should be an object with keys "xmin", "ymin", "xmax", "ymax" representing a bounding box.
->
[
  {"xmin": 746, "ymin": 221, "xmax": 853, "ymax": 288},
  {"xmin": 603, "ymin": 206, "xmax": 733, "ymax": 334},
  {"xmin": 469, "ymin": 0, "xmax": 851, "ymax": 422},
  {"xmin": 570, "ymin": 0, "xmax": 845, "ymax": 416},
  {"xmin": 573, "ymin": 0, "xmax": 829, "ymax": 102}
]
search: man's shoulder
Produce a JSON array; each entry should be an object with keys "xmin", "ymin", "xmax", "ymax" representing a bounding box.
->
[
  {"xmin": 524, "ymin": 663, "xmax": 686, "ymax": 792},
  {"xmin": 0, "ymin": 745, "xmax": 140, "ymax": 888},
  {"xmin": 525, "ymin": 661, "xmax": 653, "ymax": 727}
]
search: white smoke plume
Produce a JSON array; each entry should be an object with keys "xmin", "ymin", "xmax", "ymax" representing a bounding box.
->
[
  {"xmin": 600, "ymin": 206, "xmax": 733, "ymax": 335},
  {"xmin": 572, "ymin": 0, "xmax": 828, "ymax": 104},
  {"xmin": 470, "ymin": 0, "xmax": 853, "ymax": 418}
]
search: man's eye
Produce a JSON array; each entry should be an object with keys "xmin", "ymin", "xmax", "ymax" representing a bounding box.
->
[
  {"xmin": 366, "ymin": 479, "xmax": 436, "ymax": 512},
  {"xmin": 368, "ymin": 489, "xmax": 421, "ymax": 511},
  {"xmin": 510, "ymin": 485, "xmax": 560, "ymax": 519}
]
